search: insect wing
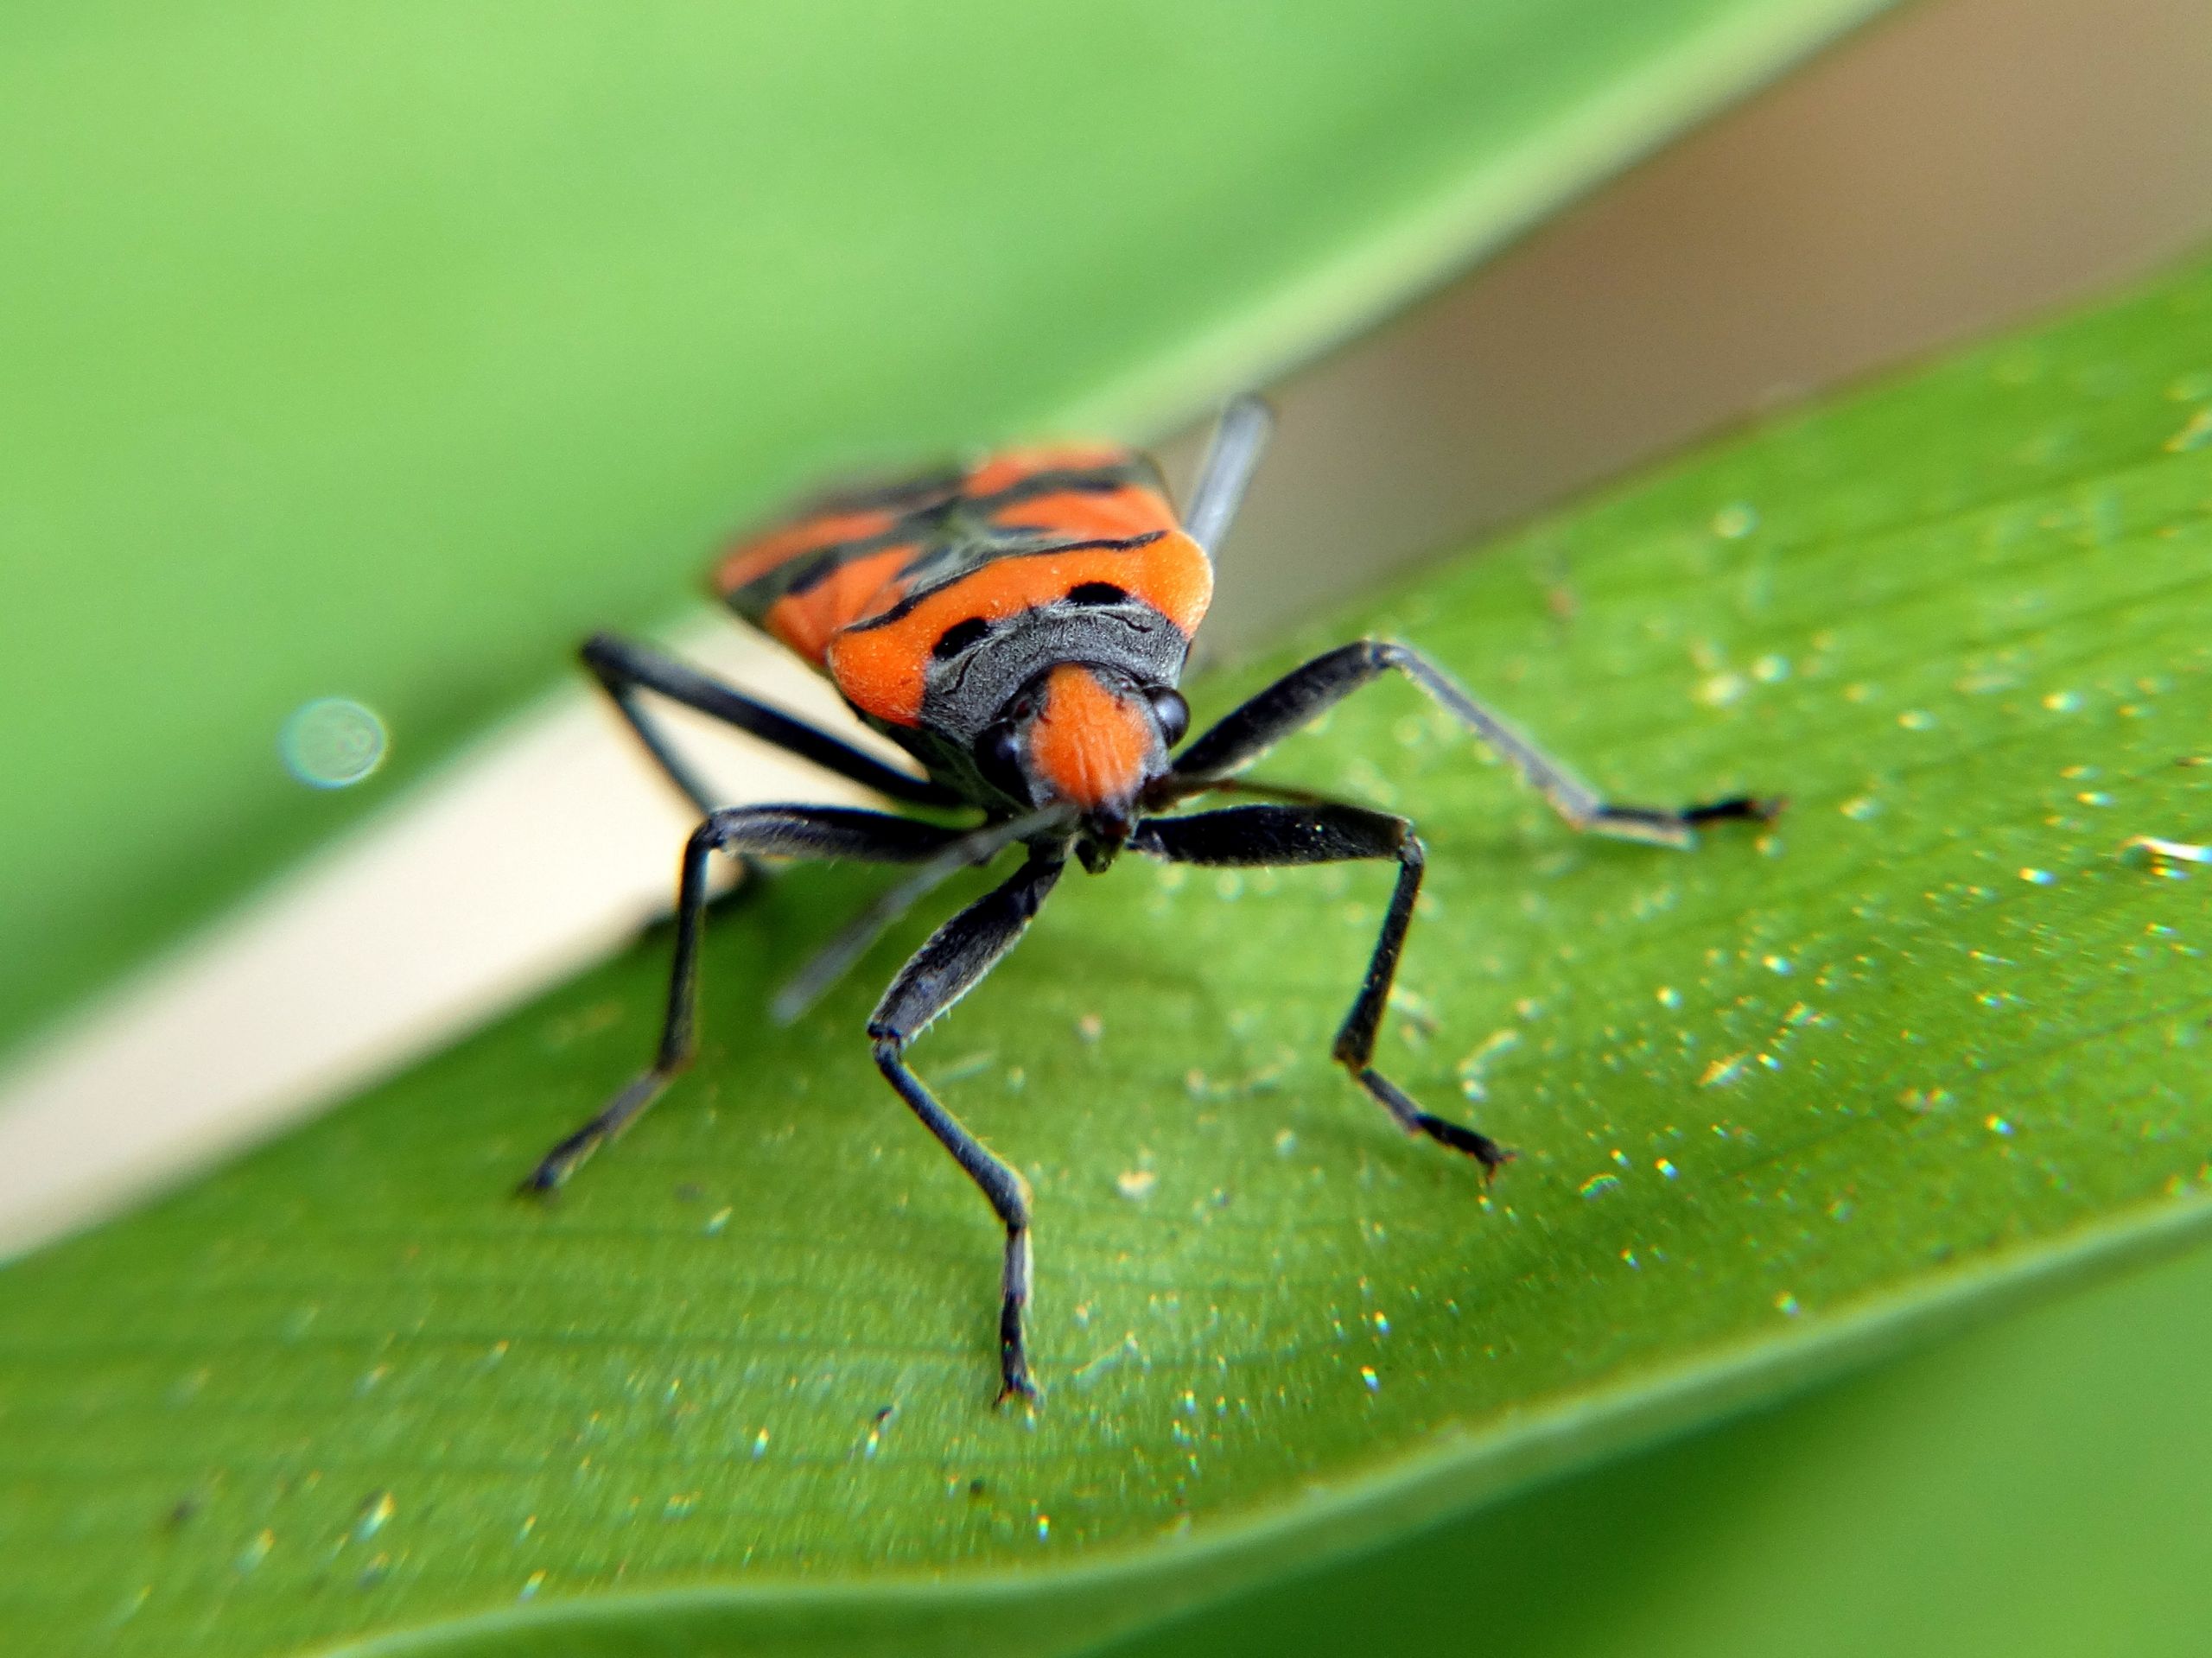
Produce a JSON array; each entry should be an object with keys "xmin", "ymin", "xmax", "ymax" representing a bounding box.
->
[
  {"xmin": 711, "ymin": 469, "xmax": 962, "ymax": 667},
  {"xmin": 711, "ymin": 445, "xmax": 1212, "ymax": 727}
]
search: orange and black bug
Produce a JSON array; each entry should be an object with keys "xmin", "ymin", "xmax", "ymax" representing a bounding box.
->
[{"xmin": 522, "ymin": 399, "xmax": 1777, "ymax": 1403}]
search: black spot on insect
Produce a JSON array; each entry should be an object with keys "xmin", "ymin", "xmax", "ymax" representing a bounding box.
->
[
  {"xmin": 931, "ymin": 618, "xmax": 991, "ymax": 660},
  {"xmin": 1064, "ymin": 581, "xmax": 1128, "ymax": 607}
]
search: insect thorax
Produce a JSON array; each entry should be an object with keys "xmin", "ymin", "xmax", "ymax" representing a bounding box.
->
[
  {"xmin": 854, "ymin": 600, "xmax": 1185, "ymax": 808},
  {"xmin": 918, "ymin": 600, "xmax": 1188, "ymax": 746}
]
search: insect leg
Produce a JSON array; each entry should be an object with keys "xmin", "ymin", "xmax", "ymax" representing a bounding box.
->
[
  {"xmin": 1184, "ymin": 395, "xmax": 1274, "ymax": 556},
  {"xmin": 520, "ymin": 805, "xmax": 966, "ymax": 1194},
  {"xmin": 1132, "ymin": 804, "xmax": 1508, "ymax": 1172},
  {"xmin": 1166, "ymin": 640, "xmax": 1778, "ymax": 848},
  {"xmin": 868, "ymin": 847, "xmax": 1066, "ymax": 1405},
  {"xmin": 772, "ymin": 804, "xmax": 1074, "ymax": 1026},
  {"xmin": 582, "ymin": 632, "xmax": 962, "ymax": 812}
]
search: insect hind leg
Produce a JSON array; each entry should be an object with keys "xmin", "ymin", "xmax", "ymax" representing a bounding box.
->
[{"xmin": 1131, "ymin": 804, "xmax": 1507, "ymax": 1173}]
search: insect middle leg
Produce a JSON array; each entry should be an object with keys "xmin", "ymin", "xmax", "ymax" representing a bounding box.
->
[
  {"xmin": 1165, "ymin": 639, "xmax": 1777, "ymax": 848},
  {"xmin": 1132, "ymin": 804, "xmax": 1508, "ymax": 1172},
  {"xmin": 520, "ymin": 805, "xmax": 968, "ymax": 1194},
  {"xmin": 868, "ymin": 846, "xmax": 1066, "ymax": 1405}
]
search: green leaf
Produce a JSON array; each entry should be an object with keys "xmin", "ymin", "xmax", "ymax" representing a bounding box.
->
[
  {"xmin": 8, "ymin": 250, "xmax": 2212, "ymax": 1656},
  {"xmin": 0, "ymin": 0, "xmax": 1891, "ymax": 1057}
]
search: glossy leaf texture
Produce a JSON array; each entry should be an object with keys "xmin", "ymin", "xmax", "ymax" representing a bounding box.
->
[
  {"xmin": 0, "ymin": 0, "xmax": 1891, "ymax": 1058},
  {"xmin": 6, "ymin": 250, "xmax": 2212, "ymax": 1656}
]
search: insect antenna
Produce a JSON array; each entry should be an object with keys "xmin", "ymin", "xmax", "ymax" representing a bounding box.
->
[
  {"xmin": 1183, "ymin": 395, "xmax": 1273, "ymax": 556},
  {"xmin": 769, "ymin": 804, "xmax": 1074, "ymax": 1025}
]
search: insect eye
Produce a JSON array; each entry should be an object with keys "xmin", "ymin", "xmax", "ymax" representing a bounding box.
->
[
  {"xmin": 974, "ymin": 721, "xmax": 1027, "ymax": 797},
  {"xmin": 1145, "ymin": 686, "xmax": 1190, "ymax": 747}
]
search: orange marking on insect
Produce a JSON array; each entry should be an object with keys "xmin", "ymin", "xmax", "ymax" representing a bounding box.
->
[
  {"xmin": 1027, "ymin": 664, "xmax": 1154, "ymax": 810},
  {"xmin": 962, "ymin": 445, "xmax": 1129, "ymax": 499},
  {"xmin": 763, "ymin": 544, "xmax": 916, "ymax": 664},
  {"xmin": 826, "ymin": 535, "xmax": 1212, "ymax": 725},
  {"xmin": 987, "ymin": 485, "xmax": 1175, "ymax": 543},
  {"xmin": 711, "ymin": 509, "xmax": 900, "ymax": 597}
]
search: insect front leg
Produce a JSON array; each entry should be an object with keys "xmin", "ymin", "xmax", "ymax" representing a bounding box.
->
[
  {"xmin": 1166, "ymin": 639, "xmax": 1778, "ymax": 847},
  {"xmin": 1132, "ymin": 804, "xmax": 1508, "ymax": 1172},
  {"xmin": 867, "ymin": 847, "xmax": 1065, "ymax": 1406},
  {"xmin": 520, "ymin": 805, "xmax": 966, "ymax": 1194}
]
